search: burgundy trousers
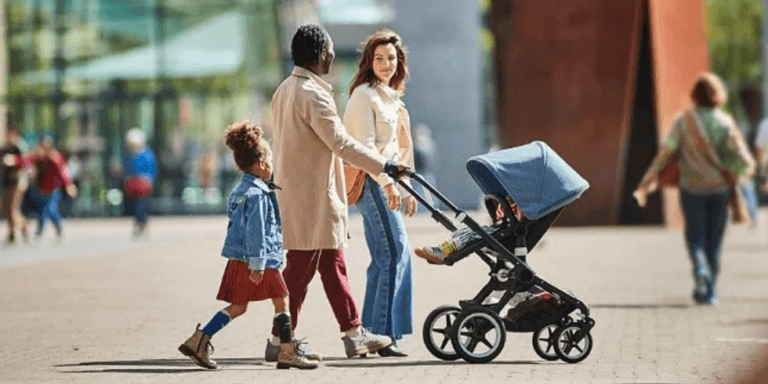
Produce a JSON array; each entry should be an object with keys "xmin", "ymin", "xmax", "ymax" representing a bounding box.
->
[{"xmin": 273, "ymin": 249, "xmax": 362, "ymax": 334}]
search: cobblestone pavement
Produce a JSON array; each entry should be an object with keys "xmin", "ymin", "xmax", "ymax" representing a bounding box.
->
[{"xmin": 1, "ymin": 210, "xmax": 767, "ymax": 384}]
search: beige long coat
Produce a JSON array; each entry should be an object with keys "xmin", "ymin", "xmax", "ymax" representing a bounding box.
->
[{"xmin": 271, "ymin": 66, "xmax": 388, "ymax": 250}]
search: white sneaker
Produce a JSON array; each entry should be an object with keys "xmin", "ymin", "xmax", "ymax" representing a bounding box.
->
[{"xmin": 341, "ymin": 328, "xmax": 392, "ymax": 358}]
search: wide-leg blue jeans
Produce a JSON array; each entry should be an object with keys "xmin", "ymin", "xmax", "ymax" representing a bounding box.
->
[
  {"xmin": 356, "ymin": 176, "xmax": 413, "ymax": 340},
  {"xmin": 679, "ymin": 188, "xmax": 730, "ymax": 293}
]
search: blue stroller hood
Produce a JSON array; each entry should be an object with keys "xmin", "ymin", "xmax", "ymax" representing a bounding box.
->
[{"xmin": 466, "ymin": 141, "xmax": 589, "ymax": 220}]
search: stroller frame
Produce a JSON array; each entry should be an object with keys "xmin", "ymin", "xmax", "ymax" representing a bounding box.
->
[{"xmin": 395, "ymin": 171, "xmax": 595, "ymax": 364}]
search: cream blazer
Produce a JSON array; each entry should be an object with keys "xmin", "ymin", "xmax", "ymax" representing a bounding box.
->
[
  {"xmin": 271, "ymin": 67, "xmax": 388, "ymax": 250},
  {"xmin": 343, "ymin": 83, "xmax": 415, "ymax": 195}
]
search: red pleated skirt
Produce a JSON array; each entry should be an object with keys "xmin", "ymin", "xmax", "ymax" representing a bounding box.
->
[{"xmin": 216, "ymin": 260, "xmax": 288, "ymax": 305}]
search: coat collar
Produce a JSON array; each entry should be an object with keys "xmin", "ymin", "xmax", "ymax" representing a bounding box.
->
[
  {"xmin": 242, "ymin": 173, "xmax": 274, "ymax": 192},
  {"xmin": 292, "ymin": 66, "xmax": 332, "ymax": 93},
  {"xmin": 376, "ymin": 83, "xmax": 400, "ymax": 101},
  {"xmin": 374, "ymin": 83, "xmax": 404, "ymax": 109}
]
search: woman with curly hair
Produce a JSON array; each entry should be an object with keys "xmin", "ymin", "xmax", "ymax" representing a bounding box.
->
[
  {"xmin": 342, "ymin": 29, "xmax": 416, "ymax": 356},
  {"xmin": 178, "ymin": 120, "xmax": 318, "ymax": 370}
]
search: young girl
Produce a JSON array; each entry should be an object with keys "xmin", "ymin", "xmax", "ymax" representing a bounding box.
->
[{"xmin": 178, "ymin": 120, "xmax": 318, "ymax": 370}]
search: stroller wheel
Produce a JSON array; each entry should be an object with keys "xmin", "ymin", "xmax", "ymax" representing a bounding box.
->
[
  {"xmin": 450, "ymin": 306, "xmax": 506, "ymax": 364},
  {"xmin": 553, "ymin": 323, "xmax": 593, "ymax": 363},
  {"xmin": 422, "ymin": 305, "xmax": 462, "ymax": 361},
  {"xmin": 532, "ymin": 324, "xmax": 560, "ymax": 361}
]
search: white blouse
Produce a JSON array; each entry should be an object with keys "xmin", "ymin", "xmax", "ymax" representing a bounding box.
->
[{"xmin": 343, "ymin": 83, "xmax": 414, "ymax": 194}]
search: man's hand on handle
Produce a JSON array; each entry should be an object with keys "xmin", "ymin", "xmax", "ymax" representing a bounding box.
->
[{"xmin": 383, "ymin": 161, "xmax": 411, "ymax": 179}]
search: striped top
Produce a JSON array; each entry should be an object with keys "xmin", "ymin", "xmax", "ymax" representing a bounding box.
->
[{"xmin": 651, "ymin": 107, "xmax": 753, "ymax": 194}]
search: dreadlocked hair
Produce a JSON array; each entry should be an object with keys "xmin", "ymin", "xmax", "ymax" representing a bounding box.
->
[
  {"xmin": 224, "ymin": 120, "xmax": 267, "ymax": 172},
  {"xmin": 291, "ymin": 24, "xmax": 328, "ymax": 68}
]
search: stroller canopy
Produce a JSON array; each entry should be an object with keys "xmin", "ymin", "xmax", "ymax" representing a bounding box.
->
[{"xmin": 466, "ymin": 141, "xmax": 589, "ymax": 220}]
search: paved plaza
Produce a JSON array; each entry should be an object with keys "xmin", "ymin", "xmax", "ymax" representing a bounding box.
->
[{"xmin": 1, "ymin": 209, "xmax": 767, "ymax": 384}]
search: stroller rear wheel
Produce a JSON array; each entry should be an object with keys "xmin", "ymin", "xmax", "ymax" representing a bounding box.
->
[
  {"xmin": 450, "ymin": 306, "xmax": 506, "ymax": 364},
  {"xmin": 532, "ymin": 323, "xmax": 561, "ymax": 361},
  {"xmin": 553, "ymin": 323, "xmax": 593, "ymax": 363},
  {"xmin": 422, "ymin": 305, "xmax": 462, "ymax": 361}
]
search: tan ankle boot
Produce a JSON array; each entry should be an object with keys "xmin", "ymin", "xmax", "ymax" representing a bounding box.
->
[
  {"xmin": 277, "ymin": 343, "xmax": 319, "ymax": 370},
  {"xmin": 178, "ymin": 324, "xmax": 218, "ymax": 369}
]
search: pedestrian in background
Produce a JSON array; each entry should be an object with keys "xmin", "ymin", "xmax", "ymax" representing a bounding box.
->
[
  {"xmin": 5, "ymin": 136, "xmax": 77, "ymax": 241},
  {"xmin": 0, "ymin": 126, "xmax": 29, "ymax": 244},
  {"xmin": 121, "ymin": 128, "xmax": 157, "ymax": 237},
  {"xmin": 755, "ymin": 115, "xmax": 768, "ymax": 195},
  {"xmin": 178, "ymin": 121, "xmax": 318, "ymax": 370},
  {"xmin": 634, "ymin": 73, "xmax": 755, "ymax": 305},
  {"xmin": 737, "ymin": 85, "xmax": 762, "ymax": 223},
  {"xmin": 270, "ymin": 24, "xmax": 408, "ymax": 359},
  {"xmin": 343, "ymin": 29, "xmax": 416, "ymax": 357}
]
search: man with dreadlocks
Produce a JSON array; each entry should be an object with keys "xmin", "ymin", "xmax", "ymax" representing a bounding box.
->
[{"xmin": 268, "ymin": 24, "xmax": 409, "ymax": 360}]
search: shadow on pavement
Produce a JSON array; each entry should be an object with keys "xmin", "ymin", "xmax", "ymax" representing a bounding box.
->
[
  {"xmin": 719, "ymin": 318, "xmax": 768, "ymax": 326},
  {"xmin": 61, "ymin": 368, "xmax": 210, "ymax": 374},
  {"xmin": 326, "ymin": 360, "xmax": 546, "ymax": 368},
  {"xmin": 55, "ymin": 357, "xmax": 262, "ymax": 368},
  {"xmin": 591, "ymin": 303, "xmax": 692, "ymax": 309}
]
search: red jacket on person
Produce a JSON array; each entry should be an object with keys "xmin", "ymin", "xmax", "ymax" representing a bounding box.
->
[{"xmin": 16, "ymin": 153, "xmax": 73, "ymax": 194}]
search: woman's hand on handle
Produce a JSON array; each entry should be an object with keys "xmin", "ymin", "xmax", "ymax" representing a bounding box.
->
[{"xmin": 384, "ymin": 183, "xmax": 401, "ymax": 210}]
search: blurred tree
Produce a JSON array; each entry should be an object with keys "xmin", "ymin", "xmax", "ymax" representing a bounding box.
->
[{"xmin": 706, "ymin": 0, "xmax": 764, "ymax": 113}]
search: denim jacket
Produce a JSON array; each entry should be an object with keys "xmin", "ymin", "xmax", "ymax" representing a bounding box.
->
[{"xmin": 221, "ymin": 173, "xmax": 283, "ymax": 270}]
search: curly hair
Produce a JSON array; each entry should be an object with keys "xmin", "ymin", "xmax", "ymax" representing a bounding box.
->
[
  {"xmin": 291, "ymin": 24, "xmax": 328, "ymax": 68},
  {"xmin": 224, "ymin": 120, "xmax": 268, "ymax": 172},
  {"xmin": 350, "ymin": 29, "xmax": 409, "ymax": 94}
]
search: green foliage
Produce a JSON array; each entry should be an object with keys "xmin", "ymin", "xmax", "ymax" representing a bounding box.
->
[{"xmin": 707, "ymin": 0, "xmax": 764, "ymax": 111}]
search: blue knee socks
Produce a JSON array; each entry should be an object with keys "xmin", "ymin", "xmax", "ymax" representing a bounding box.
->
[{"xmin": 202, "ymin": 310, "xmax": 231, "ymax": 336}]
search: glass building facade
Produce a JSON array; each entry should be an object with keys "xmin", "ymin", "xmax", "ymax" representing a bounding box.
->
[{"xmin": 4, "ymin": 0, "xmax": 283, "ymax": 216}]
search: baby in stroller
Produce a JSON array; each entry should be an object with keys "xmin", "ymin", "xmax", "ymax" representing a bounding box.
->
[
  {"xmin": 385, "ymin": 141, "xmax": 595, "ymax": 364},
  {"xmin": 414, "ymin": 194, "xmax": 524, "ymax": 265}
]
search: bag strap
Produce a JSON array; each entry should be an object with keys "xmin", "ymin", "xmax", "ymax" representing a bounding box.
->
[
  {"xmin": 396, "ymin": 107, "xmax": 412, "ymax": 154},
  {"xmin": 684, "ymin": 110, "xmax": 737, "ymax": 185}
]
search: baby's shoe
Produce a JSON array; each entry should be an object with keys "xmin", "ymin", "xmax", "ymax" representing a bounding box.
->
[
  {"xmin": 277, "ymin": 343, "xmax": 319, "ymax": 370},
  {"xmin": 414, "ymin": 245, "xmax": 448, "ymax": 264}
]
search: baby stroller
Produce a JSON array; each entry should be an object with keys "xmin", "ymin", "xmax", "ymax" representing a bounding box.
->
[{"xmin": 391, "ymin": 141, "xmax": 595, "ymax": 364}]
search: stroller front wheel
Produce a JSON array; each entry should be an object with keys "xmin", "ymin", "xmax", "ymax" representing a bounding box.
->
[
  {"xmin": 423, "ymin": 305, "xmax": 462, "ymax": 361},
  {"xmin": 532, "ymin": 323, "xmax": 561, "ymax": 361},
  {"xmin": 450, "ymin": 306, "xmax": 506, "ymax": 364},
  {"xmin": 553, "ymin": 323, "xmax": 593, "ymax": 363}
]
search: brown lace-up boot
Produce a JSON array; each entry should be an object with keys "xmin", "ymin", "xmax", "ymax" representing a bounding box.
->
[
  {"xmin": 277, "ymin": 342, "xmax": 319, "ymax": 370},
  {"xmin": 178, "ymin": 324, "xmax": 218, "ymax": 369}
]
